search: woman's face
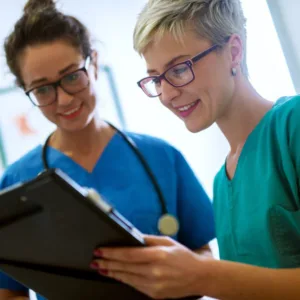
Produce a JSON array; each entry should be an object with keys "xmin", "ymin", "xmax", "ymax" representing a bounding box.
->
[
  {"xmin": 142, "ymin": 31, "xmax": 242, "ymax": 133},
  {"xmin": 19, "ymin": 40, "xmax": 98, "ymax": 133}
]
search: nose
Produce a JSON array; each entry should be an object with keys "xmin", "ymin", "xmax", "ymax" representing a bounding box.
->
[
  {"xmin": 56, "ymin": 86, "xmax": 74, "ymax": 106},
  {"xmin": 159, "ymin": 80, "xmax": 180, "ymax": 106}
]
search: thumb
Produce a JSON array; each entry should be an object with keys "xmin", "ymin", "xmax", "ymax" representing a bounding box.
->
[{"xmin": 143, "ymin": 234, "xmax": 176, "ymax": 246}]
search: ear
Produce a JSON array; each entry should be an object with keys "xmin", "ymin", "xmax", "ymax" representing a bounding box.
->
[
  {"xmin": 228, "ymin": 34, "xmax": 243, "ymax": 71},
  {"xmin": 91, "ymin": 50, "xmax": 99, "ymax": 80}
]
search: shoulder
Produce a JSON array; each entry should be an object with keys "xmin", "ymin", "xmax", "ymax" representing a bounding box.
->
[
  {"xmin": 126, "ymin": 132, "xmax": 175, "ymax": 149},
  {"xmin": 126, "ymin": 132, "xmax": 179, "ymax": 157},
  {"xmin": 0, "ymin": 146, "xmax": 43, "ymax": 188},
  {"xmin": 273, "ymin": 95, "xmax": 300, "ymax": 110},
  {"xmin": 267, "ymin": 95, "xmax": 300, "ymax": 137},
  {"xmin": 125, "ymin": 132, "xmax": 187, "ymax": 169},
  {"xmin": 271, "ymin": 95, "xmax": 300, "ymax": 122}
]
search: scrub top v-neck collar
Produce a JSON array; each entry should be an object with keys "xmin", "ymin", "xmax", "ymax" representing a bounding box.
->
[
  {"xmin": 223, "ymin": 103, "xmax": 276, "ymax": 184},
  {"xmin": 45, "ymin": 133, "xmax": 119, "ymax": 177}
]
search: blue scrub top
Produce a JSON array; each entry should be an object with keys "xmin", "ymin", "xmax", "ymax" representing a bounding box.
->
[{"xmin": 0, "ymin": 132, "xmax": 215, "ymax": 299}]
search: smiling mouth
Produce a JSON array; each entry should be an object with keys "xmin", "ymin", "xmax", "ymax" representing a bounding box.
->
[
  {"xmin": 60, "ymin": 105, "xmax": 81, "ymax": 116},
  {"xmin": 176, "ymin": 100, "xmax": 200, "ymax": 112}
]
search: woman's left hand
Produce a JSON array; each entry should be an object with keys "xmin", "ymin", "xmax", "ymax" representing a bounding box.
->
[{"xmin": 91, "ymin": 235, "xmax": 211, "ymax": 299}]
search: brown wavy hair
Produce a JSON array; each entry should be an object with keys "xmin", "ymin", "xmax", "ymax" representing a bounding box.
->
[{"xmin": 4, "ymin": 0, "xmax": 92, "ymax": 87}]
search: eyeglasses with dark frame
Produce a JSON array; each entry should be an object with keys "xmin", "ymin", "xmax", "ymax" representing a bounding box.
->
[
  {"xmin": 25, "ymin": 56, "xmax": 91, "ymax": 107},
  {"xmin": 137, "ymin": 39, "xmax": 229, "ymax": 98}
]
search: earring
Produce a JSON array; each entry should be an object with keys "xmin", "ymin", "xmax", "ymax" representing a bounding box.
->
[{"xmin": 231, "ymin": 67, "xmax": 237, "ymax": 76}]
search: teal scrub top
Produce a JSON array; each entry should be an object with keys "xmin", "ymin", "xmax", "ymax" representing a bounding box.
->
[
  {"xmin": 0, "ymin": 132, "xmax": 215, "ymax": 299},
  {"xmin": 214, "ymin": 95, "xmax": 300, "ymax": 268}
]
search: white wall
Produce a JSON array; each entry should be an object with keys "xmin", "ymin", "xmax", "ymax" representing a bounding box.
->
[
  {"xmin": 0, "ymin": 0, "xmax": 296, "ymax": 198},
  {"xmin": 278, "ymin": 0, "xmax": 300, "ymax": 66},
  {"xmin": 266, "ymin": 0, "xmax": 300, "ymax": 93}
]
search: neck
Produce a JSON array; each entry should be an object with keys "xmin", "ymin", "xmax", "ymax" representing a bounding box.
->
[
  {"xmin": 51, "ymin": 116, "xmax": 113, "ymax": 155},
  {"xmin": 216, "ymin": 77, "xmax": 273, "ymax": 153}
]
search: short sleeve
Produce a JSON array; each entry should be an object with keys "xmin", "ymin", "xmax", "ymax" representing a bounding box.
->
[
  {"xmin": 174, "ymin": 149, "xmax": 215, "ymax": 249},
  {"xmin": 0, "ymin": 170, "xmax": 28, "ymax": 292}
]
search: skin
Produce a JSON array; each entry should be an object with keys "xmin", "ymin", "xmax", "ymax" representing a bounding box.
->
[
  {"xmin": 91, "ymin": 32, "xmax": 300, "ymax": 299},
  {"xmin": 19, "ymin": 40, "xmax": 116, "ymax": 173},
  {"xmin": 20, "ymin": 41, "xmax": 98, "ymax": 133}
]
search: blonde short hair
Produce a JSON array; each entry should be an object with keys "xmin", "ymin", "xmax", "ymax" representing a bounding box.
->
[{"xmin": 134, "ymin": 0, "xmax": 248, "ymax": 76}]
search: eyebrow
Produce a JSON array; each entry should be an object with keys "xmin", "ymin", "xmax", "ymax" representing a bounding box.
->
[
  {"xmin": 29, "ymin": 63, "xmax": 79, "ymax": 87},
  {"xmin": 147, "ymin": 54, "xmax": 190, "ymax": 74}
]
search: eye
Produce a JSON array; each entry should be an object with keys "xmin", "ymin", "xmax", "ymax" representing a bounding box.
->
[
  {"xmin": 64, "ymin": 72, "xmax": 81, "ymax": 83},
  {"xmin": 152, "ymin": 77, "xmax": 161, "ymax": 86},
  {"xmin": 34, "ymin": 85, "xmax": 52, "ymax": 95},
  {"xmin": 170, "ymin": 64, "xmax": 189, "ymax": 76}
]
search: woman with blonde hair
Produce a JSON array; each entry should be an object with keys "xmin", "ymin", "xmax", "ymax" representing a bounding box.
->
[{"xmin": 93, "ymin": 0, "xmax": 300, "ymax": 299}]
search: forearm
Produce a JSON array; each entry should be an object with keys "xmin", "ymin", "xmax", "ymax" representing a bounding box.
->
[{"xmin": 198, "ymin": 259, "xmax": 300, "ymax": 300}]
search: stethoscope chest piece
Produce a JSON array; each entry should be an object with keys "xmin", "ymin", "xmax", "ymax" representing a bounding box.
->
[{"xmin": 158, "ymin": 214, "xmax": 179, "ymax": 236}]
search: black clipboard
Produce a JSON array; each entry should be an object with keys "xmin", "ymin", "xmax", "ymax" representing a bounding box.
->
[{"xmin": 0, "ymin": 169, "xmax": 200, "ymax": 300}]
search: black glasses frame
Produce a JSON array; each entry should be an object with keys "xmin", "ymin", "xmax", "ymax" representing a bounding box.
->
[{"xmin": 25, "ymin": 56, "xmax": 91, "ymax": 107}]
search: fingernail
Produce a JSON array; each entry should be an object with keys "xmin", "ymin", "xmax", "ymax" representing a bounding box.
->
[
  {"xmin": 90, "ymin": 262, "xmax": 99, "ymax": 270},
  {"xmin": 94, "ymin": 249, "xmax": 103, "ymax": 257},
  {"xmin": 99, "ymin": 269, "xmax": 108, "ymax": 275}
]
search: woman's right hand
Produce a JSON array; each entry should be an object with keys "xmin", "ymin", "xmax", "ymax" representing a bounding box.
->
[{"xmin": 92, "ymin": 235, "xmax": 211, "ymax": 299}]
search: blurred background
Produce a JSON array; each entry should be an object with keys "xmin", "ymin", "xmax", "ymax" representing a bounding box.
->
[{"xmin": 0, "ymin": 0, "xmax": 298, "ymax": 198}]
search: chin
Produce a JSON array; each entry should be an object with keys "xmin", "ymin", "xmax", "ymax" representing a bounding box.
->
[{"xmin": 184, "ymin": 119, "xmax": 211, "ymax": 133}]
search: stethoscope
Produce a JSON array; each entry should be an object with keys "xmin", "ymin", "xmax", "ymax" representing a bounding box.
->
[{"xmin": 42, "ymin": 122, "xmax": 180, "ymax": 236}]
